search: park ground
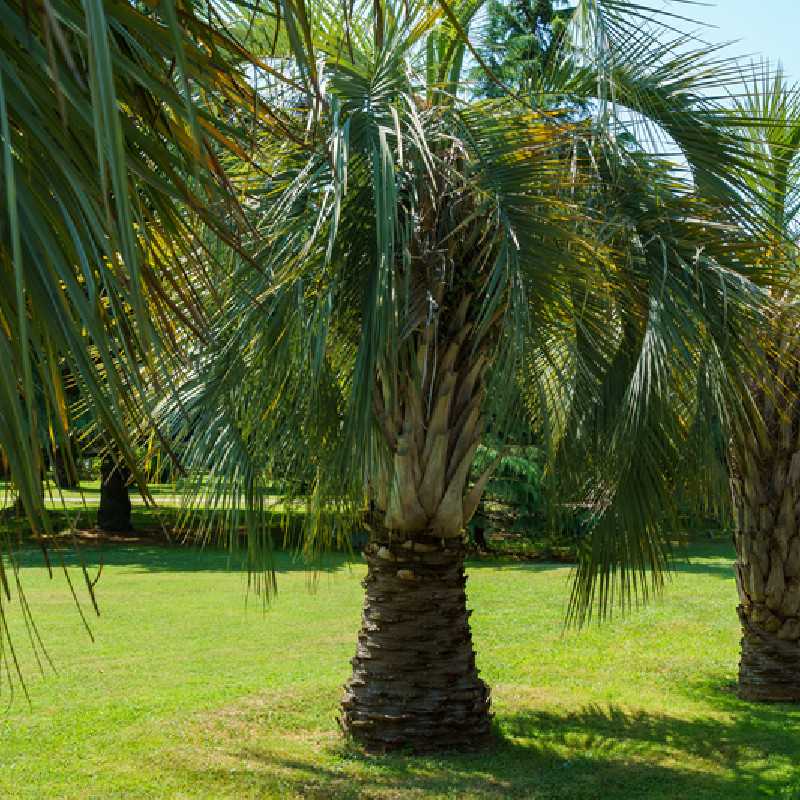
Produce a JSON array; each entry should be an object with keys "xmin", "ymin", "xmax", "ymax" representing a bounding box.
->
[{"xmin": 0, "ymin": 495, "xmax": 799, "ymax": 799}]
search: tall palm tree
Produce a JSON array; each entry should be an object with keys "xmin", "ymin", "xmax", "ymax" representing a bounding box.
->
[
  {"xmin": 154, "ymin": 2, "xmax": 779, "ymax": 750},
  {"xmin": 727, "ymin": 67, "xmax": 800, "ymax": 701}
]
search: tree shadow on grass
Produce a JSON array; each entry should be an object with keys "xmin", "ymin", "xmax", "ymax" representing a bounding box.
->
[
  {"xmin": 667, "ymin": 541, "xmax": 738, "ymax": 580},
  {"xmin": 668, "ymin": 559, "xmax": 736, "ymax": 581},
  {"xmin": 684, "ymin": 671, "xmax": 800, "ymax": 724},
  {"xmin": 465, "ymin": 558, "xmax": 574, "ymax": 575},
  {"xmin": 6, "ymin": 536, "xmax": 575, "ymax": 577},
  {"xmin": 501, "ymin": 703, "xmax": 800, "ymax": 796},
  {"xmin": 7, "ymin": 541, "xmax": 355, "ymax": 576},
  {"xmin": 177, "ymin": 742, "xmax": 744, "ymax": 800},
  {"xmin": 172, "ymin": 701, "xmax": 800, "ymax": 800}
]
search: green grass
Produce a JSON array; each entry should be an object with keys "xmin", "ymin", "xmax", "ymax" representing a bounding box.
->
[{"xmin": 1, "ymin": 539, "xmax": 799, "ymax": 799}]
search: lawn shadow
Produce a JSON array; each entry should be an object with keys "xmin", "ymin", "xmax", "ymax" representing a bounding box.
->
[
  {"xmin": 466, "ymin": 557, "xmax": 572, "ymax": 574},
  {"xmin": 177, "ymin": 739, "xmax": 749, "ymax": 800},
  {"xmin": 170, "ymin": 697, "xmax": 800, "ymax": 799},
  {"xmin": 7, "ymin": 541, "xmax": 355, "ymax": 576},
  {"xmin": 5, "ymin": 535, "xmax": 577, "ymax": 578},
  {"xmin": 684, "ymin": 670, "xmax": 800, "ymax": 718},
  {"xmin": 666, "ymin": 540, "xmax": 737, "ymax": 580},
  {"xmin": 500, "ymin": 702, "xmax": 800, "ymax": 796},
  {"xmin": 670, "ymin": 559, "xmax": 736, "ymax": 579}
]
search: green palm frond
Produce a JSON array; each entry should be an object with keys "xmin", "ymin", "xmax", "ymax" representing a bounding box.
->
[
  {"xmin": 146, "ymin": 2, "xmax": 782, "ymax": 627},
  {"xmin": 0, "ymin": 0, "xmax": 295, "ymax": 687},
  {"xmin": 730, "ymin": 63, "xmax": 800, "ymax": 238}
]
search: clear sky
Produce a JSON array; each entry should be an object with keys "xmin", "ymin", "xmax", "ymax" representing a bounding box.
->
[{"xmin": 663, "ymin": 1, "xmax": 800, "ymax": 82}]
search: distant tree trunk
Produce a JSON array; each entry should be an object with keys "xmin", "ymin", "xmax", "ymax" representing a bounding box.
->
[
  {"xmin": 53, "ymin": 442, "xmax": 79, "ymax": 490},
  {"xmin": 97, "ymin": 456, "xmax": 132, "ymax": 532},
  {"xmin": 472, "ymin": 519, "xmax": 490, "ymax": 552},
  {"xmin": 340, "ymin": 292, "xmax": 499, "ymax": 751}
]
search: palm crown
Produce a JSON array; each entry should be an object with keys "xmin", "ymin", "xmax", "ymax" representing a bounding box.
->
[{"xmin": 164, "ymin": 1, "xmax": 770, "ymax": 587}]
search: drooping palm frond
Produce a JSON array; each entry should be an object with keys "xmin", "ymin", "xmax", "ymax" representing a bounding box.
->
[
  {"xmin": 0, "ymin": 0, "xmax": 298, "ymax": 688},
  {"xmin": 556, "ymin": 165, "xmax": 772, "ymax": 623},
  {"xmin": 143, "ymin": 2, "xmax": 783, "ymax": 631},
  {"xmin": 562, "ymin": 60, "xmax": 800, "ymax": 624},
  {"xmin": 0, "ymin": 0, "xmax": 278, "ymax": 523}
]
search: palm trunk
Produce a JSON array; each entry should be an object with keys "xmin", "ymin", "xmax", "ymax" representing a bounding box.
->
[
  {"xmin": 733, "ymin": 467, "xmax": 800, "ymax": 701},
  {"xmin": 97, "ymin": 456, "xmax": 132, "ymax": 532},
  {"xmin": 340, "ymin": 291, "xmax": 499, "ymax": 751},
  {"xmin": 340, "ymin": 526, "xmax": 491, "ymax": 751},
  {"xmin": 732, "ymin": 340, "xmax": 800, "ymax": 701}
]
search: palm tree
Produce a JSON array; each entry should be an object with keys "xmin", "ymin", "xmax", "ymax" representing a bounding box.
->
[
  {"xmin": 155, "ymin": 3, "xmax": 780, "ymax": 750},
  {"xmin": 727, "ymin": 67, "xmax": 800, "ymax": 701}
]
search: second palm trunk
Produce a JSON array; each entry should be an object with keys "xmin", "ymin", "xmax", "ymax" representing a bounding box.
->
[{"xmin": 733, "ymin": 431, "xmax": 800, "ymax": 701}]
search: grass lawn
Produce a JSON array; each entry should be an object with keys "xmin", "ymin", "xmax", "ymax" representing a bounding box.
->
[{"xmin": 1, "ymin": 538, "xmax": 799, "ymax": 799}]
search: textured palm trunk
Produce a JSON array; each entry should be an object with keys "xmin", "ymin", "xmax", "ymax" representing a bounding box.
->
[
  {"xmin": 732, "ymin": 458, "xmax": 800, "ymax": 701},
  {"xmin": 732, "ymin": 340, "xmax": 800, "ymax": 700},
  {"xmin": 340, "ymin": 526, "xmax": 491, "ymax": 751},
  {"xmin": 340, "ymin": 293, "xmax": 498, "ymax": 751}
]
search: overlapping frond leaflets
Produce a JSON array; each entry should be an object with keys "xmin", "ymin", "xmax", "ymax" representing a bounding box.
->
[
  {"xmin": 0, "ymin": 0, "xmax": 290, "ymax": 689},
  {"xmin": 561, "ymin": 59, "xmax": 800, "ymax": 625},
  {"xmin": 731, "ymin": 65, "xmax": 800, "ymax": 242},
  {"xmin": 150, "ymin": 1, "xmax": 780, "ymax": 628},
  {"xmin": 558, "ymin": 164, "xmax": 772, "ymax": 622}
]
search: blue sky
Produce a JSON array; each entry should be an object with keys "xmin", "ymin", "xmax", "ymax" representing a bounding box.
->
[{"xmin": 664, "ymin": 1, "xmax": 800, "ymax": 81}]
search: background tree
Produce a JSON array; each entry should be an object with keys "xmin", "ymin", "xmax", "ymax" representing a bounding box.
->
[{"xmin": 475, "ymin": 0, "xmax": 575, "ymax": 99}]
